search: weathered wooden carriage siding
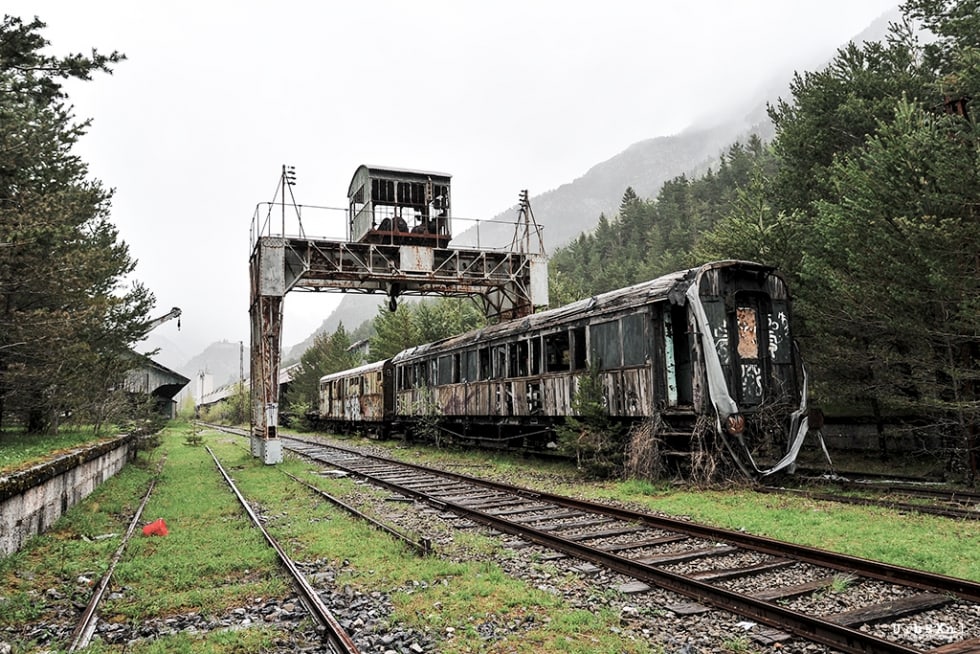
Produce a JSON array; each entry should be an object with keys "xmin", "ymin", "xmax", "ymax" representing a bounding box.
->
[
  {"xmin": 0, "ymin": 434, "xmax": 137, "ymax": 557},
  {"xmin": 391, "ymin": 269, "xmax": 696, "ymax": 424},
  {"xmin": 319, "ymin": 361, "xmax": 388, "ymax": 424}
]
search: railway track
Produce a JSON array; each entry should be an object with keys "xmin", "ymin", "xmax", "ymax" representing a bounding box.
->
[
  {"xmin": 201, "ymin": 424, "xmax": 980, "ymax": 652},
  {"xmin": 204, "ymin": 446, "xmax": 362, "ymax": 654},
  {"xmin": 66, "ymin": 476, "xmax": 157, "ymax": 652},
  {"xmin": 55, "ymin": 444, "xmax": 361, "ymax": 653}
]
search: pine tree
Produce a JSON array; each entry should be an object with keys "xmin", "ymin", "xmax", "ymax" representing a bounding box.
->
[{"xmin": 0, "ymin": 16, "xmax": 148, "ymax": 433}]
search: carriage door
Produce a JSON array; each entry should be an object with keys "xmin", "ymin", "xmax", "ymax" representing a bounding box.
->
[
  {"xmin": 731, "ymin": 294, "xmax": 767, "ymax": 406},
  {"xmin": 663, "ymin": 305, "xmax": 693, "ymax": 406}
]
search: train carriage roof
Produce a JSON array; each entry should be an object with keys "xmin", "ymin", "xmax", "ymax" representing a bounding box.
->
[
  {"xmin": 319, "ymin": 359, "xmax": 387, "ymax": 385},
  {"xmin": 391, "ymin": 261, "xmax": 780, "ymax": 364},
  {"xmin": 392, "ymin": 260, "xmax": 775, "ymax": 363}
]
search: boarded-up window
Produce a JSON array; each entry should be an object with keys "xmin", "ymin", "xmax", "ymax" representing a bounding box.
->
[
  {"xmin": 622, "ymin": 313, "xmax": 648, "ymax": 366},
  {"xmin": 701, "ymin": 299, "xmax": 730, "ymax": 365},
  {"xmin": 590, "ymin": 320, "xmax": 621, "ymax": 370}
]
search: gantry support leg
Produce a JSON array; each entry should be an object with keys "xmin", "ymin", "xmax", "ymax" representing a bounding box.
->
[{"xmin": 248, "ymin": 238, "xmax": 286, "ymax": 464}]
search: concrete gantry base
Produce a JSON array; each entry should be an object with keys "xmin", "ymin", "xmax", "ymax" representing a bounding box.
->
[
  {"xmin": 259, "ymin": 438, "xmax": 282, "ymax": 465},
  {"xmin": 250, "ymin": 434, "xmax": 262, "ymax": 457}
]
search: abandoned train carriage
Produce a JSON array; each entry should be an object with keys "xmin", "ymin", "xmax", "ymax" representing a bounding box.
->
[
  {"xmin": 389, "ymin": 261, "xmax": 807, "ymax": 474},
  {"xmin": 317, "ymin": 261, "xmax": 809, "ymax": 475},
  {"xmin": 317, "ymin": 360, "xmax": 392, "ymax": 436}
]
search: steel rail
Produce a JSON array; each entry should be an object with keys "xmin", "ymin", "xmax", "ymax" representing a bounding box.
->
[
  {"xmin": 205, "ymin": 447, "xmax": 361, "ymax": 654},
  {"xmin": 284, "ymin": 435, "xmax": 980, "ymax": 604},
  {"xmin": 283, "ymin": 471, "xmax": 432, "ymax": 556},
  {"xmin": 66, "ymin": 477, "xmax": 157, "ymax": 652}
]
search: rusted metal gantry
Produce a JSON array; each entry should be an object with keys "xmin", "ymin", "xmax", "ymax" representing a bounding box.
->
[{"xmin": 248, "ymin": 165, "xmax": 548, "ymax": 463}]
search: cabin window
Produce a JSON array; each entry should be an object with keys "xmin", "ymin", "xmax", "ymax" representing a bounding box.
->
[
  {"xmin": 622, "ymin": 313, "xmax": 648, "ymax": 366},
  {"xmin": 590, "ymin": 320, "xmax": 621, "ymax": 370},
  {"xmin": 438, "ymin": 355, "xmax": 453, "ymax": 385},
  {"xmin": 350, "ymin": 185, "xmax": 366, "ymax": 220},
  {"xmin": 571, "ymin": 326, "xmax": 587, "ymax": 369},
  {"xmin": 452, "ymin": 353, "xmax": 461, "ymax": 383},
  {"xmin": 371, "ymin": 178, "xmax": 396, "ymax": 203},
  {"xmin": 544, "ymin": 331, "xmax": 570, "ymax": 372}
]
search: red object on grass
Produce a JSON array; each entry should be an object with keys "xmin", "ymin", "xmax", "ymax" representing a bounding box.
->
[{"xmin": 142, "ymin": 518, "xmax": 168, "ymax": 536}]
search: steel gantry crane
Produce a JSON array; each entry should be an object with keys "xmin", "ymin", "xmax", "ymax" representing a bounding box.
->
[{"xmin": 247, "ymin": 165, "xmax": 548, "ymax": 463}]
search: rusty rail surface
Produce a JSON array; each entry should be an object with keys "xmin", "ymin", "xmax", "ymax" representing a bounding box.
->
[{"xmin": 205, "ymin": 446, "xmax": 361, "ymax": 654}]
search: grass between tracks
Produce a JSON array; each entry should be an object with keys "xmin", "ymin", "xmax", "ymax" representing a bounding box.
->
[{"xmin": 2, "ymin": 421, "xmax": 979, "ymax": 654}]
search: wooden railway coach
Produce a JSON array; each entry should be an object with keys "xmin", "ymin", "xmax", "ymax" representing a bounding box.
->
[
  {"xmin": 317, "ymin": 360, "xmax": 393, "ymax": 436},
  {"xmin": 387, "ymin": 261, "xmax": 808, "ymax": 475}
]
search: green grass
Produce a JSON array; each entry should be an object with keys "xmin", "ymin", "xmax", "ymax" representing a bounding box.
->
[{"xmin": 0, "ymin": 427, "xmax": 116, "ymax": 474}]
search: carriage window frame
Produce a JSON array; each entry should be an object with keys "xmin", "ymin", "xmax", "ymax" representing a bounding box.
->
[
  {"xmin": 530, "ymin": 336, "xmax": 542, "ymax": 375},
  {"xmin": 622, "ymin": 312, "xmax": 648, "ymax": 366},
  {"xmin": 463, "ymin": 349, "xmax": 478, "ymax": 382},
  {"xmin": 571, "ymin": 326, "xmax": 587, "ymax": 369},
  {"xmin": 437, "ymin": 355, "xmax": 453, "ymax": 385},
  {"xmin": 590, "ymin": 319, "xmax": 621, "ymax": 370},
  {"xmin": 478, "ymin": 347, "xmax": 491, "ymax": 380},
  {"xmin": 544, "ymin": 331, "xmax": 570, "ymax": 372}
]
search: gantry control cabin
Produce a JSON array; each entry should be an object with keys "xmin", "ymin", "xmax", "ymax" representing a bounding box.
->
[{"xmin": 348, "ymin": 165, "xmax": 452, "ymax": 247}]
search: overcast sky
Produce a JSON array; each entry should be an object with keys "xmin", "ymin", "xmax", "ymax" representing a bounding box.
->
[{"xmin": 8, "ymin": 1, "xmax": 898, "ymax": 363}]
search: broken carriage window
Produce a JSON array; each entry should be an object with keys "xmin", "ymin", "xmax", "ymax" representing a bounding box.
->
[{"xmin": 544, "ymin": 331, "xmax": 570, "ymax": 372}]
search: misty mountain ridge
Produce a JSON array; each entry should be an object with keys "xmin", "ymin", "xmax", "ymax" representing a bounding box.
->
[{"xmin": 173, "ymin": 8, "xmax": 899, "ymax": 396}]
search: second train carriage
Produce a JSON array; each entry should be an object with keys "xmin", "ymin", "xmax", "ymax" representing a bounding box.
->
[
  {"xmin": 318, "ymin": 261, "xmax": 809, "ymax": 476},
  {"xmin": 317, "ymin": 360, "xmax": 393, "ymax": 436}
]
